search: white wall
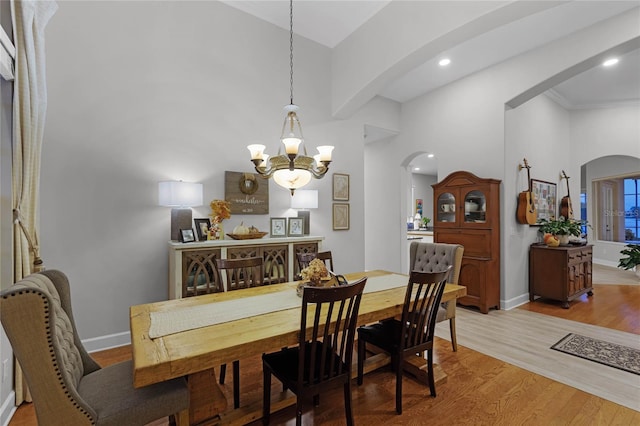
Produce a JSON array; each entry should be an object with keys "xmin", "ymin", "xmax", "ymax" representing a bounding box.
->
[
  {"xmin": 38, "ymin": 1, "xmax": 377, "ymax": 348},
  {"xmin": 504, "ymin": 95, "xmax": 570, "ymax": 306},
  {"xmin": 364, "ymin": 8, "xmax": 640, "ymax": 310},
  {"xmin": 411, "ymin": 173, "xmax": 436, "ymax": 223},
  {"xmin": 572, "ymin": 106, "xmax": 640, "ymax": 266}
]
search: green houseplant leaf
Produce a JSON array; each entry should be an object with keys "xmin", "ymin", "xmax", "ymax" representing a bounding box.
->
[
  {"xmin": 618, "ymin": 244, "xmax": 640, "ymax": 270},
  {"xmin": 538, "ymin": 217, "xmax": 585, "ymax": 237}
]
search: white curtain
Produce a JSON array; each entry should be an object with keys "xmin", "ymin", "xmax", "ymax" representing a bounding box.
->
[{"xmin": 11, "ymin": 0, "xmax": 57, "ymax": 405}]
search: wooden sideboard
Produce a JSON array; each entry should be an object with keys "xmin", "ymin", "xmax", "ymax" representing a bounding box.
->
[
  {"xmin": 529, "ymin": 244, "xmax": 593, "ymax": 308},
  {"xmin": 168, "ymin": 236, "xmax": 324, "ymax": 299}
]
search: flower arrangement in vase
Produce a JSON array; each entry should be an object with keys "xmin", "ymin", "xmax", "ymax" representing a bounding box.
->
[
  {"xmin": 297, "ymin": 258, "xmax": 329, "ymax": 296},
  {"xmin": 209, "ymin": 199, "xmax": 231, "ymax": 240}
]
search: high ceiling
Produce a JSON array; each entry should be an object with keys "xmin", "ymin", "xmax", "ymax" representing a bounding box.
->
[{"xmin": 221, "ymin": 1, "xmax": 640, "ymax": 174}]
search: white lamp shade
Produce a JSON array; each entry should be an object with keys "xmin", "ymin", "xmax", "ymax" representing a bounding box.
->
[
  {"xmin": 158, "ymin": 181, "xmax": 203, "ymax": 207},
  {"xmin": 291, "ymin": 189, "xmax": 318, "ymax": 209}
]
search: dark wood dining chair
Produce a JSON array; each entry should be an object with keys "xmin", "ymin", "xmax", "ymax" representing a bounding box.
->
[
  {"xmin": 356, "ymin": 267, "xmax": 451, "ymax": 414},
  {"xmin": 262, "ymin": 277, "xmax": 367, "ymax": 425},
  {"xmin": 296, "ymin": 251, "xmax": 334, "ymax": 280},
  {"xmin": 316, "ymin": 251, "xmax": 334, "ymax": 272},
  {"xmin": 216, "ymin": 256, "xmax": 265, "ymax": 408}
]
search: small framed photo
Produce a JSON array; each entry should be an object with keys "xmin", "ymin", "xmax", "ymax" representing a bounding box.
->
[
  {"xmin": 194, "ymin": 218, "xmax": 211, "ymax": 241},
  {"xmin": 180, "ymin": 228, "xmax": 196, "ymax": 243},
  {"xmin": 333, "ymin": 173, "xmax": 350, "ymax": 201},
  {"xmin": 270, "ymin": 217, "xmax": 287, "ymax": 237},
  {"xmin": 288, "ymin": 217, "xmax": 304, "ymax": 237},
  {"xmin": 333, "ymin": 203, "xmax": 350, "ymax": 230}
]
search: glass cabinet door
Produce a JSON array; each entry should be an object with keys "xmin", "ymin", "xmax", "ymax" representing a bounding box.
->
[
  {"xmin": 437, "ymin": 192, "xmax": 456, "ymax": 223},
  {"xmin": 464, "ymin": 190, "xmax": 486, "ymax": 223}
]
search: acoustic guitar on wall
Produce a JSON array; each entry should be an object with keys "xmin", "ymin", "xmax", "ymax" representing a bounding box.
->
[
  {"xmin": 516, "ymin": 159, "xmax": 538, "ymax": 225},
  {"xmin": 560, "ymin": 170, "xmax": 574, "ymax": 220}
]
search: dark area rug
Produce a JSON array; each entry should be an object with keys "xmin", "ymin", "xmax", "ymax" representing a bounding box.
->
[{"xmin": 551, "ymin": 333, "xmax": 640, "ymax": 375}]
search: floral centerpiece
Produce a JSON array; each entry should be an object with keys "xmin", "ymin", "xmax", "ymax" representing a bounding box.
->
[
  {"xmin": 297, "ymin": 258, "xmax": 329, "ymax": 296},
  {"xmin": 209, "ymin": 199, "xmax": 231, "ymax": 240}
]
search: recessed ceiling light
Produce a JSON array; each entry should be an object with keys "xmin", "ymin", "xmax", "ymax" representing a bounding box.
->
[
  {"xmin": 438, "ymin": 58, "xmax": 451, "ymax": 67},
  {"xmin": 603, "ymin": 58, "xmax": 619, "ymax": 67},
  {"xmin": 413, "ymin": 167, "xmax": 420, "ymax": 171},
  {"xmin": 427, "ymin": 154, "xmax": 435, "ymax": 158}
]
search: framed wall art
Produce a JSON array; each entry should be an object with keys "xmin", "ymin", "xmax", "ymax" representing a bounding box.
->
[
  {"xmin": 332, "ymin": 203, "xmax": 350, "ymax": 230},
  {"xmin": 270, "ymin": 217, "xmax": 287, "ymax": 237},
  {"xmin": 333, "ymin": 173, "xmax": 350, "ymax": 201},
  {"xmin": 225, "ymin": 171, "xmax": 269, "ymax": 214},
  {"xmin": 288, "ymin": 217, "xmax": 304, "ymax": 237},
  {"xmin": 531, "ymin": 179, "xmax": 557, "ymax": 224},
  {"xmin": 194, "ymin": 218, "xmax": 211, "ymax": 241}
]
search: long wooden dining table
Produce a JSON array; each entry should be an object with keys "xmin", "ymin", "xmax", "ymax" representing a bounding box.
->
[{"xmin": 130, "ymin": 270, "xmax": 466, "ymax": 425}]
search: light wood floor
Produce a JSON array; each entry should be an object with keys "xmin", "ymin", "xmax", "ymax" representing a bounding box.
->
[{"xmin": 8, "ymin": 267, "xmax": 640, "ymax": 425}]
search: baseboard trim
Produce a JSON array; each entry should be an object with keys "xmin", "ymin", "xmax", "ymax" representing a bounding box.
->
[
  {"xmin": 1, "ymin": 390, "xmax": 16, "ymax": 426},
  {"xmin": 501, "ymin": 293, "xmax": 531, "ymax": 311},
  {"xmin": 82, "ymin": 331, "xmax": 131, "ymax": 353}
]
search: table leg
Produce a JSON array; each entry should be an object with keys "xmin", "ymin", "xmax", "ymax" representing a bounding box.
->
[{"xmin": 188, "ymin": 368, "xmax": 228, "ymax": 424}]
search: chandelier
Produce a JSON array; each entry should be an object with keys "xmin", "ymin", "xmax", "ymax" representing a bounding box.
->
[{"xmin": 247, "ymin": 0, "xmax": 333, "ymax": 195}]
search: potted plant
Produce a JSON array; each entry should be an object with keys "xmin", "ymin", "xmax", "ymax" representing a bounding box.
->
[
  {"xmin": 538, "ymin": 217, "xmax": 585, "ymax": 246},
  {"xmin": 422, "ymin": 217, "xmax": 431, "ymax": 229},
  {"xmin": 618, "ymin": 244, "xmax": 640, "ymax": 278}
]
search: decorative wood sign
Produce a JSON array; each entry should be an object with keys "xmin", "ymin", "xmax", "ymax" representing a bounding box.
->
[{"xmin": 225, "ymin": 171, "xmax": 269, "ymax": 214}]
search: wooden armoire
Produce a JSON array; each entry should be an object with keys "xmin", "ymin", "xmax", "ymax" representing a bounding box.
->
[{"xmin": 432, "ymin": 171, "xmax": 501, "ymax": 313}]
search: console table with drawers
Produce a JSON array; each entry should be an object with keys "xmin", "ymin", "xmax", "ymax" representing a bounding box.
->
[
  {"xmin": 168, "ymin": 236, "xmax": 324, "ymax": 299},
  {"xmin": 529, "ymin": 243, "xmax": 593, "ymax": 308}
]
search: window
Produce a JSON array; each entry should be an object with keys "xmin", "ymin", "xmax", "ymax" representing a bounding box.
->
[
  {"xmin": 594, "ymin": 175, "xmax": 640, "ymax": 243},
  {"xmin": 624, "ymin": 178, "xmax": 639, "ymax": 242}
]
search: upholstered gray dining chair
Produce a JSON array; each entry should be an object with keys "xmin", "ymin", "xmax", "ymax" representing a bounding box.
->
[
  {"xmin": 0, "ymin": 270, "xmax": 189, "ymax": 426},
  {"xmin": 409, "ymin": 241, "xmax": 464, "ymax": 351}
]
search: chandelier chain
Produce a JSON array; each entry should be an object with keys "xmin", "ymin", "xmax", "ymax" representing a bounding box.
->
[{"xmin": 289, "ymin": 0, "xmax": 294, "ymax": 105}]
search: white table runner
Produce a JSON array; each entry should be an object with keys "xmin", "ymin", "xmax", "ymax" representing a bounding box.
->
[{"xmin": 148, "ymin": 273, "xmax": 408, "ymax": 339}]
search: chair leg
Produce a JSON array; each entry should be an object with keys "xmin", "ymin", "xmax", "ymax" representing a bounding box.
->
[
  {"xmin": 233, "ymin": 360, "xmax": 240, "ymax": 409},
  {"xmin": 427, "ymin": 349, "xmax": 436, "ymax": 397},
  {"xmin": 344, "ymin": 381, "xmax": 354, "ymax": 426},
  {"xmin": 449, "ymin": 317, "xmax": 458, "ymax": 352},
  {"xmin": 219, "ymin": 363, "xmax": 227, "ymax": 384},
  {"xmin": 296, "ymin": 397, "xmax": 303, "ymax": 426},
  {"xmin": 263, "ymin": 365, "xmax": 271, "ymax": 425},
  {"xmin": 395, "ymin": 358, "xmax": 403, "ymax": 415},
  {"xmin": 357, "ymin": 338, "xmax": 364, "ymax": 385}
]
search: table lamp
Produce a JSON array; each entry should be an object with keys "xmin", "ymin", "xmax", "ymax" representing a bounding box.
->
[
  {"xmin": 159, "ymin": 181, "xmax": 203, "ymax": 241},
  {"xmin": 291, "ymin": 189, "xmax": 318, "ymax": 235}
]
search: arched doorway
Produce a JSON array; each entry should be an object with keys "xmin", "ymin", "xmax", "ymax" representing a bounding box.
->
[{"xmin": 399, "ymin": 152, "xmax": 438, "ymax": 273}]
